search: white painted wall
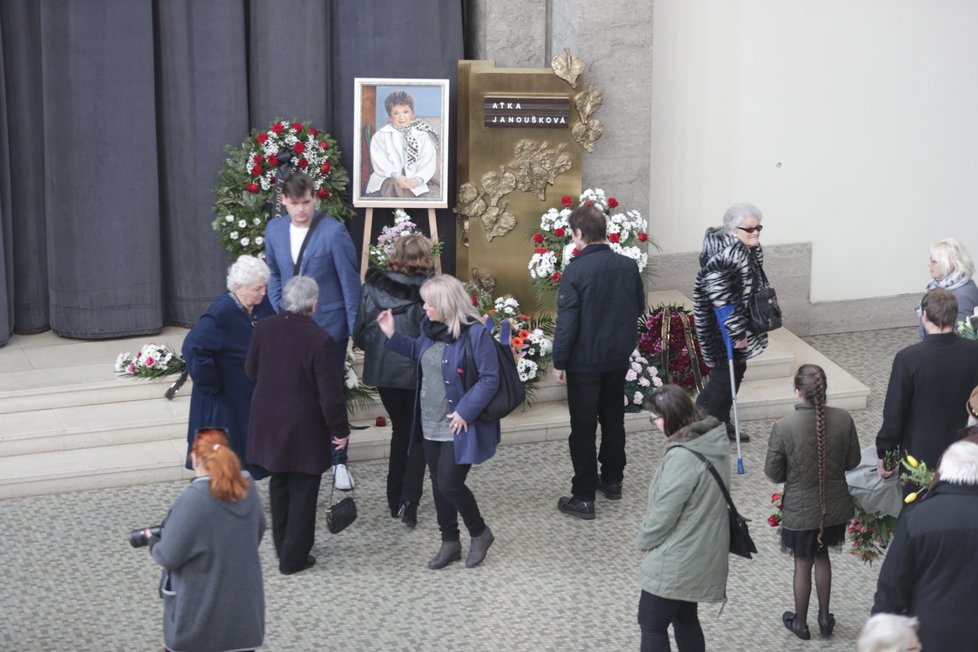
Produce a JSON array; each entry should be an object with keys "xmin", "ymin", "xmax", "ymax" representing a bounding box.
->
[{"xmin": 650, "ymin": 0, "xmax": 978, "ymax": 301}]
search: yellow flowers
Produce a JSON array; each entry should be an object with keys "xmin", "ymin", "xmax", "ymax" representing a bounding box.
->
[
  {"xmin": 904, "ymin": 492, "xmax": 918, "ymax": 504},
  {"xmin": 906, "ymin": 454, "xmax": 919, "ymax": 468}
]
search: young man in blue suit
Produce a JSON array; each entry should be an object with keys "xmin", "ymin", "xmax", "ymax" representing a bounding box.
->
[{"xmin": 264, "ymin": 172, "xmax": 361, "ymax": 488}]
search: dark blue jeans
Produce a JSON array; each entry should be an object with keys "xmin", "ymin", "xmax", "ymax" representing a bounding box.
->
[
  {"xmin": 423, "ymin": 438, "xmax": 485, "ymax": 542},
  {"xmin": 331, "ymin": 337, "xmax": 349, "ymax": 464},
  {"xmin": 566, "ymin": 368, "xmax": 627, "ymax": 500},
  {"xmin": 638, "ymin": 591, "xmax": 704, "ymax": 652}
]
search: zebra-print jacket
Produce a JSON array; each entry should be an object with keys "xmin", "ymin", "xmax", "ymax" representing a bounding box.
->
[{"xmin": 692, "ymin": 226, "xmax": 769, "ymax": 368}]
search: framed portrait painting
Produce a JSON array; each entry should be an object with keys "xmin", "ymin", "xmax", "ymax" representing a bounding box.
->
[{"xmin": 353, "ymin": 78, "xmax": 450, "ymax": 209}]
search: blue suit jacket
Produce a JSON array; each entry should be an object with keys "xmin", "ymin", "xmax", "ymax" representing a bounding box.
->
[{"xmin": 264, "ymin": 212, "xmax": 361, "ymax": 341}]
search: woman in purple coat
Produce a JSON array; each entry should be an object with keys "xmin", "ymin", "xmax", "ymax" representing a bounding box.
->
[
  {"xmin": 378, "ymin": 274, "xmax": 500, "ymax": 570},
  {"xmin": 182, "ymin": 255, "xmax": 274, "ymax": 477}
]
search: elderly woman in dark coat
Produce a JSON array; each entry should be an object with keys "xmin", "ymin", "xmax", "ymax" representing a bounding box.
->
[
  {"xmin": 765, "ymin": 364, "xmax": 860, "ymax": 640},
  {"xmin": 377, "ymin": 274, "xmax": 500, "ymax": 570},
  {"xmin": 353, "ymin": 234, "xmax": 433, "ymax": 527},
  {"xmin": 873, "ymin": 432, "xmax": 978, "ymax": 651},
  {"xmin": 182, "ymin": 255, "xmax": 274, "ymax": 476},
  {"xmin": 246, "ymin": 276, "xmax": 350, "ymax": 575},
  {"xmin": 692, "ymin": 202, "xmax": 771, "ymax": 442}
]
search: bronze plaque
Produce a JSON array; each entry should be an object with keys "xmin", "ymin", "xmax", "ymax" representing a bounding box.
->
[
  {"xmin": 482, "ymin": 96, "xmax": 570, "ymax": 128},
  {"xmin": 456, "ymin": 60, "xmax": 583, "ymax": 311}
]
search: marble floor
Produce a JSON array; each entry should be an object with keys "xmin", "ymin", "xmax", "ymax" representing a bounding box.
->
[{"xmin": 0, "ymin": 327, "xmax": 917, "ymax": 651}]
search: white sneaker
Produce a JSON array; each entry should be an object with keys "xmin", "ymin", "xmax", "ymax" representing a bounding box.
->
[{"xmin": 333, "ymin": 464, "xmax": 354, "ymax": 491}]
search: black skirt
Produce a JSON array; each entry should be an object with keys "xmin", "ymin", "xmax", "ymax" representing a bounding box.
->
[{"xmin": 779, "ymin": 523, "xmax": 847, "ymax": 559}]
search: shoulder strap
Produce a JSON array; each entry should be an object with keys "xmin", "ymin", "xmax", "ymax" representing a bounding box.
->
[
  {"xmin": 293, "ymin": 213, "xmax": 326, "ymax": 276},
  {"xmin": 748, "ymin": 250, "xmax": 769, "ymax": 289},
  {"xmin": 673, "ymin": 445, "xmax": 738, "ymax": 513}
]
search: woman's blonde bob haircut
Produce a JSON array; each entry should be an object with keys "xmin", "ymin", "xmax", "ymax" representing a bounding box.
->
[{"xmin": 420, "ymin": 274, "xmax": 482, "ymax": 339}]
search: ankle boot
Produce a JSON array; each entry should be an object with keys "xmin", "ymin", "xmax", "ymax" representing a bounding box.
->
[
  {"xmin": 427, "ymin": 541, "xmax": 462, "ymax": 570},
  {"xmin": 466, "ymin": 526, "xmax": 495, "ymax": 568}
]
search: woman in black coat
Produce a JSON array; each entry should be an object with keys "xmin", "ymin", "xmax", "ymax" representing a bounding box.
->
[{"xmin": 353, "ymin": 234, "xmax": 433, "ymax": 527}]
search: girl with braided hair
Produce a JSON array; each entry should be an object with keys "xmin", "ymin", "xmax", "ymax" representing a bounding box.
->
[{"xmin": 765, "ymin": 364, "xmax": 860, "ymax": 641}]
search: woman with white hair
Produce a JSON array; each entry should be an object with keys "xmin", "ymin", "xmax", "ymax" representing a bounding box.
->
[
  {"xmin": 872, "ymin": 431, "xmax": 978, "ymax": 650},
  {"xmin": 378, "ymin": 274, "xmax": 500, "ymax": 570},
  {"xmin": 919, "ymin": 237, "xmax": 978, "ymax": 338},
  {"xmin": 182, "ymin": 255, "xmax": 274, "ymax": 477},
  {"xmin": 692, "ymin": 202, "xmax": 772, "ymax": 442},
  {"xmin": 857, "ymin": 614, "xmax": 922, "ymax": 652}
]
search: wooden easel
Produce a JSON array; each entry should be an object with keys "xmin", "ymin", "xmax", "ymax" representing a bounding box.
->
[{"xmin": 360, "ymin": 207, "xmax": 441, "ymax": 280}]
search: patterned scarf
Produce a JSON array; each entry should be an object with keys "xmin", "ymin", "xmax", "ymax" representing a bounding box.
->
[
  {"xmin": 926, "ymin": 269, "xmax": 970, "ymax": 292},
  {"xmin": 394, "ymin": 119, "xmax": 439, "ymax": 170}
]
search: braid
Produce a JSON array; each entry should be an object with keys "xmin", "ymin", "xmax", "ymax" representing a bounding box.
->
[{"xmin": 794, "ymin": 364, "xmax": 829, "ymax": 546}]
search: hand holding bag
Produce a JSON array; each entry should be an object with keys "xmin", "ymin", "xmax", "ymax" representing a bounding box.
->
[
  {"xmin": 676, "ymin": 445, "xmax": 758, "ymax": 559},
  {"xmin": 325, "ymin": 454, "xmax": 357, "ymax": 534}
]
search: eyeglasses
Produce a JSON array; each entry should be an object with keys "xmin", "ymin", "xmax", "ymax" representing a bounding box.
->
[{"xmin": 736, "ymin": 225, "xmax": 763, "ymax": 234}]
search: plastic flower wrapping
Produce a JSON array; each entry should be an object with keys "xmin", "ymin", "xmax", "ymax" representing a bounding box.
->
[
  {"xmin": 622, "ymin": 349, "xmax": 663, "ymax": 413},
  {"xmin": 368, "ymin": 209, "xmax": 443, "ymax": 269},
  {"xmin": 528, "ymin": 189, "xmax": 653, "ymax": 300},
  {"xmin": 115, "ymin": 343, "xmax": 185, "ymax": 379},
  {"xmin": 212, "ymin": 119, "xmax": 354, "ymax": 259}
]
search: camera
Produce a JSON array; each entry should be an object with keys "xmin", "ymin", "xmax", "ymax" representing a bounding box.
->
[{"xmin": 129, "ymin": 525, "xmax": 162, "ymax": 548}]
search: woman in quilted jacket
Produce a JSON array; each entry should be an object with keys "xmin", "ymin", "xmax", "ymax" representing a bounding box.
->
[
  {"xmin": 692, "ymin": 202, "xmax": 770, "ymax": 442},
  {"xmin": 765, "ymin": 364, "xmax": 861, "ymax": 640}
]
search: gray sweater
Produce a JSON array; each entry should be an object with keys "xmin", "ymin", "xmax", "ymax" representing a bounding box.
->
[{"xmin": 150, "ymin": 475, "xmax": 266, "ymax": 652}]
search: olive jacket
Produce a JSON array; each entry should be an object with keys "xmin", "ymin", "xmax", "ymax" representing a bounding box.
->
[
  {"xmin": 765, "ymin": 404, "xmax": 861, "ymax": 530},
  {"xmin": 635, "ymin": 417, "xmax": 730, "ymax": 603}
]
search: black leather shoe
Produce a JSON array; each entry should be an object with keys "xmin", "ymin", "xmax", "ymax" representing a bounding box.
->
[
  {"xmin": 726, "ymin": 422, "xmax": 750, "ymax": 443},
  {"xmin": 280, "ymin": 555, "xmax": 316, "ymax": 575},
  {"xmin": 398, "ymin": 501, "xmax": 417, "ymax": 529},
  {"xmin": 557, "ymin": 496, "xmax": 595, "ymax": 520},
  {"xmin": 465, "ymin": 527, "xmax": 494, "ymax": 568},
  {"xmin": 597, "ymin": 481, "xmax": 622, "ymax": 500},
  {"xmin": 427, "ymin": 541, "xmax": 462, "ymax": 570}
]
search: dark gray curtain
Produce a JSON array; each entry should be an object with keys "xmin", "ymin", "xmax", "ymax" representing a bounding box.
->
[{"xmin": 0, "ymin": 0, "xmax": 464, "ymax": 346}]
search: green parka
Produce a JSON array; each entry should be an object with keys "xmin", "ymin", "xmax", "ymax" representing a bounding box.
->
[{"xmin": 635, "ymin": 417, "xmax": 730, "ymax": 603}]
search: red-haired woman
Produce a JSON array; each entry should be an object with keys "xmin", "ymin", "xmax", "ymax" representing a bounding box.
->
[
  {"xmin": 147, "ymin": 428, "xmax": 266, "ymax": 652},
  {"xmin": 765, "ymin": 365, "xmax": 860, "ymax": 641}
]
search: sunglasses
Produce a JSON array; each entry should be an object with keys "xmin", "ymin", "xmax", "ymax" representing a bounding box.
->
[{"xmin": 736, "ymin": 225, "xmax": 763, "ymax": 234}]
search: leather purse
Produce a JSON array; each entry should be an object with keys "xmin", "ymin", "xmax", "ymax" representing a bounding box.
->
[
  {"xmin": 461, "ymin": 326, "xmax": 525, "ymax": 422},
  {"xmin": 748, "ymin": 264, "xmax": 782, "ymax": 333},
  {"xmin": 675, "ymin": 445, "xmax": 757, "ymax": 559},
  {"xmin": 325, "ymin": 457, "xmax": 357, "ymax": 534}
]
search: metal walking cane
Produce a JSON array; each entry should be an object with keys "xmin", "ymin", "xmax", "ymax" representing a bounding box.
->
[{"xmin": 713, "ymin": 305, "xmax": 745, "ymax": 474}]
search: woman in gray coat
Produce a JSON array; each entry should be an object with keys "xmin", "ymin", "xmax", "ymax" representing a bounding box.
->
[
  {"xmin": 148, "ymin": 427, "xmax": 265, "ymax": 652},
  {"xmin": 765, "ymin": 364, "xmax": 860, "ymax": 640},
  {"xmin": 636, "ymin": 385, "xmax": 730, "ymax": 652}
]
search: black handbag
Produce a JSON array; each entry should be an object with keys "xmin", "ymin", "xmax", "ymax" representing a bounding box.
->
[
  {"xmin": 461, "ymin": 327, "xmax": 525, "ymax": 422},
  {"xmin": 675, "ymin": 446, "xmax": 757, "ymax": 559},
  {"xmin": 325, "ymin": 460, "xmax": 357, "ymax": 534},
  {"xmin": 748, "ymin": 262, "xmax": 782, "ymax": 333}
]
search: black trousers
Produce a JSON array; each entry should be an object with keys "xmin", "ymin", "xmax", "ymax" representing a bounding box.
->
[
  {"xmin": 566, "ymin": 368, "xmax": 627, "ymax": 500},
  {"xmin": 695, "ymin": 358, "xmax": 747, "ymax": 427},
  {"xmin": 423, "ymin": 438, "xmax": 485, "ymax": 542},
  {"xmin": 638, "ymin": 591, "xmax": 704, "ymax": 652},
  {"xmin": 379, "ymin": 387, "xmax": 425, "ymax": 513},
  {"xmin": 269, "ymin": 471, "xmax": 321, "ymax": 573}
]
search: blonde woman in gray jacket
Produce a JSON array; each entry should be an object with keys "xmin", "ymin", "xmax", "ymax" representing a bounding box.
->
[
  {"xmin": 636, "ymin": 385, "xmax": 730, "ymax": 652},
  {"xmin": 765, "ymin": 364, "xmax": 860, "ymax": 641}
]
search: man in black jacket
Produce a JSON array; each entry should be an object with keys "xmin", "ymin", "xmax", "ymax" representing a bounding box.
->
[
  {"xmin": 552, "ymin": 202, "xmax": 645, "ymax": 519},
  {"xmin": 876, "ymin": 288, "xmax": 978, "ymax": 477}
]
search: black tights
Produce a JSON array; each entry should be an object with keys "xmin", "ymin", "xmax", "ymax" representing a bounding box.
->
[{"xmin": 791, "ymin": 548, "xmax": 832, "ymax": 632}]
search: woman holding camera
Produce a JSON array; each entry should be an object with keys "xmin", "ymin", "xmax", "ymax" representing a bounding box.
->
[{"xmin": 148, "ymin": 428, "xmax": 265, "ymax": 652}]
